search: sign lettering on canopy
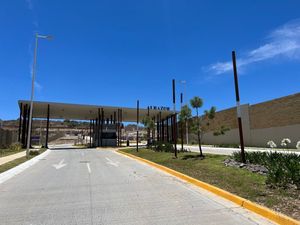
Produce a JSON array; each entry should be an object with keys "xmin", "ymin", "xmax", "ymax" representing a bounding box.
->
[{"xmin": 148, "ymin": 106, "xmax": 170, "ymax": 111}]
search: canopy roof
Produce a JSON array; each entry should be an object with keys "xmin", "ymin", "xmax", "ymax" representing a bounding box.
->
[{"xmin": 18, "ymin": 100, "xmax": 174, "ymax": 122}]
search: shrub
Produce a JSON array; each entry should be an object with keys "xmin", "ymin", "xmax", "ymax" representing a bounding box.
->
[
  {"xmin": 9, "ymin": 143, "xmax": 22, "ymax": 152},
  {"xmin": 150, "ymin": 141, "xmax": 174, "ymax": 153},
  {"xmin": 216, "ymin": 143, "xmax": 239, "ymax": 148},
  {"xmin": 163, "ymin": 142, "xmax": 174, "ymax": 152},
  {"xmin": 29, "ymin": 150, "xmax": 40, "ymax": 156},
  {"xmin": 232, "ymin": 151, "xmax": 300, "ymax": 189}
]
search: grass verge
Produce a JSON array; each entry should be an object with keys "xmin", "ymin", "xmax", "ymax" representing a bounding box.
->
[
  {"xmin": 121, "ymin": 148, "xmax": 300, "ymax": 221},
  {"xmin": 0, "ymin": 148, "xmax": 46, "ymax": 174}
]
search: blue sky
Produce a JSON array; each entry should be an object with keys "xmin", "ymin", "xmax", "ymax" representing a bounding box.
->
[{"xmin": 0, "ymin": 0, "xmax": 300, "ymax": 120}]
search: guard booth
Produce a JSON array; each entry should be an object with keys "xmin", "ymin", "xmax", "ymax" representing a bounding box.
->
[{"xmin": 17, "ymin": 100, "xmax": 176, "ymax": 148}]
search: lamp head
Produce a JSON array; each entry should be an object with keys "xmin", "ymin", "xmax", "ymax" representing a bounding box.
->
[{"xmin": 36, "ymin": 34, "xmax": 53, "ymax": 40}]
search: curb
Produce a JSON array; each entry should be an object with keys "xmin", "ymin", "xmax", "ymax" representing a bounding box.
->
[
  {"xmin": 0, "ymin": 149, "xmax": 51, "ymax": 184},
  {"xmin": 117, "ymin": 150, "xmax": 299, "ymax": 225}
]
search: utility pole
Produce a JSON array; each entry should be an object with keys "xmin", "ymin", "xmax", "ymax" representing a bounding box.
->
[
  {"xmin": 232, "ymin": 51, "xmax": 246, "ymax": 163},
  {"xmin": 172, "ymin": 79, "xmax": 177, "ymax": 158}
]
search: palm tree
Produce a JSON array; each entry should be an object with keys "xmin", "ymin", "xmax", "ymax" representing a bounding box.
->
[
  {"xmin": 179, "ymin": 105, "xmax": 192, "ymax": 150},
  {"xmin": 204, "ymin": 106, "xmax": 216, "ymax": 127},
  {"xmin": 190, "ymin": 96, "xmax": 204, "ymax": 157}
]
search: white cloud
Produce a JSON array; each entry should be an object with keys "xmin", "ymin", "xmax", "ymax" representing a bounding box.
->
[
  {"xmin": 25, "ymin": 0, "xmax": 33, "ymax": 10},
  {"xmin": 34, "ymin": 81, "xmax": 43, "ymax": 91},
  {"xmin": 206, "ymin": 19, "xmax": 300, "ymax": 75}
]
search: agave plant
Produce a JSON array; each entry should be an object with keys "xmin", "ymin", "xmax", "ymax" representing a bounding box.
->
[
  {"xmin": 281, "ymin": 138, "xmax": 291, "ymax": 147},
  {"xmin": 267, "ymin": 140, "xmax": 277, "ymax": 148}
]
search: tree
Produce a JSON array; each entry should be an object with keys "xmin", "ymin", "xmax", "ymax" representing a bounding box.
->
[
  {"xmin": 204, "ymin": 106, "xmax": 216, "ymax": 122},
  {"xmin": 190, "ymin": 96, "xmax": 204, "ymax": 157},
  {"xmin": 179, "ymin": 105, "xmax": 192, "ymax": 149},
  {"xmin": 201, "ymin": 106, "xmax": 217, "ymax": 143},
  {"xmin": 141, "ymin": 116, "xmax": 155, "ymax": 147}
]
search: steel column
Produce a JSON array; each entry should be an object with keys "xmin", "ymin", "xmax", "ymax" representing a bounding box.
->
[
  {"xmin": 89, "ymin": 120, "xmax": 92, "ymax": 147},
  {"xmin": 172, "ymin": 79, "xmax": 177, "ymax": 157},
  {"xmin": 101, "ymin": 108, "xmax": 104, "ymax": 147},
  {"xmin": 45, "ymin": 104, "xmax": 50, "ymax": 148},
  {"xmin": 21, "ymin": 104, "xmax": 28, "ymax": 147},
  {"xmin": 136, "ymin": 100, "xmax": 139, "ymax": 152},
  {"xmin": 166, "ymin": 116, "xmax": 169, "ymax": 142},
  {"xmin": 18, "ymin": 103, "xmax": 23, "ymax": 142},
  {"xmin": 98, "ymin": 108, "xmax": 101, "ymax": 147},
  {"xmin": 25, "ymin": 106, "xmax": 30, "ymax": 148},
  {"xmin": 156, "ymin": 114, "xmax": 159, "ymax": 141}
]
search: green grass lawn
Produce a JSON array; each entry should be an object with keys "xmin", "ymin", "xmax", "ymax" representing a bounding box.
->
[
  {"xmin": 0, "ymin": 148, "xmax": 24, "ymax": 157},
  {"xmin": 121, "ymin": 148, "xmax": 300, "ymax": 220},
  {"xmin": 0, "ymin": 148, "xmax": 46, "ymax": 174}
]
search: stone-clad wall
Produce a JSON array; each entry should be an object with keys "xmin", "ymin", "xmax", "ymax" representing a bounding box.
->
[
  {"xmin": 202, "ymin": 107, "xmax": 238, "ymax": 131},
  {"xmin": 203, "ymin": 92, "xmax": 300, "ymax": 132},
  {"xmin": 249, "ymin": 93, "xmax": 300, "ymax": 129},
  {"xmin": 201, "ymin": 92, "xmax": 300, "ymax": 147}
]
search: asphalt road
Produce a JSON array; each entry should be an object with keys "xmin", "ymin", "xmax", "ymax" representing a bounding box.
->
[{"xmin": 0, "ymin": 148, "xmax": 274, "ymax": 225}]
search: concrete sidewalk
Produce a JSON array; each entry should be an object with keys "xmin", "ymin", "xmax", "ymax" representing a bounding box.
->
[{"xmin": 0, "ymin": 151, "xmax": 26, "ymax": 166}]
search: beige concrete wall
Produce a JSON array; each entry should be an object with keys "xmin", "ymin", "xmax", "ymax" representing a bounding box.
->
[
  {"xmin": 249, "ymin": 124, "xmax": 300, "ymax": 147},
  {"xmin": 203, "ymin": 124, "xmax": 300, "ymax": 148}
]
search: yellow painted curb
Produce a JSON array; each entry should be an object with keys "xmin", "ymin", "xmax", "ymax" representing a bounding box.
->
[{"xmin": 117, "ymin": 150, "xmax": 300, "ymax": 225}]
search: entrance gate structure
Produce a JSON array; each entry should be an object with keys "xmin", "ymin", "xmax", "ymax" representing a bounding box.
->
[{"xmin": 17, "ymin": 100, "xmax": 177, "ymax": 148}]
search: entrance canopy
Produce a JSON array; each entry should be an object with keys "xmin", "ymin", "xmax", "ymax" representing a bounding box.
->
[{"xmin": 18, "ymin": 100, "xmax": 173, "ymax": 122}]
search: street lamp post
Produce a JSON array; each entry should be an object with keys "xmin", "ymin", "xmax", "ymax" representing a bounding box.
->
[{"xmin": 26, "ymin": 33, "xmax": 52, "ymax": 158}]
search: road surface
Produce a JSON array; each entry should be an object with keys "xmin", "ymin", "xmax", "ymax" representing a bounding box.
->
[{"xmin": 0, "ymin": 148, "xmax": 274, "ymax": 225}]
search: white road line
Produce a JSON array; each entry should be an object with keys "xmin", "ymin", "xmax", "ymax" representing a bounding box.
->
[
  {"xmin": 81, "ymin": 152, "xmax": 85, "ymax": 156},
  {"xmin": 52, "ymin": 159, "xmax": 67, "ymax": 170},
  {"xmin": 105, "ymin": 157, "xmax": 119, "ymax": 167},
  {"xmin": 87, "ymin": 163, "xmax": 91, "ymax": 174}
]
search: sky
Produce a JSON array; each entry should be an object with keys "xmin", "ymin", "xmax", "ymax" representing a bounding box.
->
[{"xmin": 0, "ymin": 0, "xmax": 300, "ymax": 120}]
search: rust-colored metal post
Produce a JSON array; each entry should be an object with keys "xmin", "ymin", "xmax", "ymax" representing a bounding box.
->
[{"xmin": 232, "ymin": 51, "xmax": 246, "ymax": 163}]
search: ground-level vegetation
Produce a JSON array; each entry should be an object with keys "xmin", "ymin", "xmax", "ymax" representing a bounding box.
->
[
  {"xmin": 0, "ymin": 148, "xmax": 46, "ymax": 174},
  {"xmin": 121, "ymin": 148, "xmax": 300, "ymax": 220},
  {"xmin": 0, "ymin": 143, "xmax": 23, "ymax": 157}
]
